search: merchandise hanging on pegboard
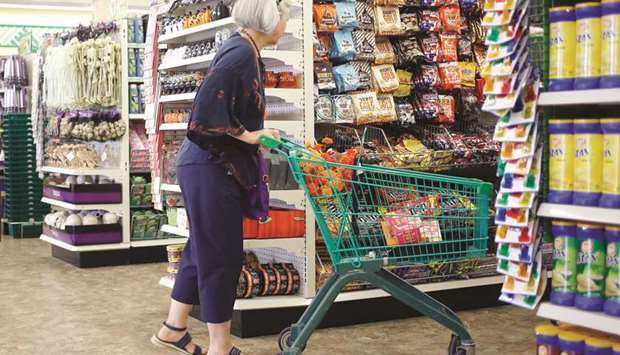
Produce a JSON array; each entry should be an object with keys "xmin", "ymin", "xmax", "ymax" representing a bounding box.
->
[{"xmin": 481, "ymin": 0, "xmax": 545, "ymax": 309}]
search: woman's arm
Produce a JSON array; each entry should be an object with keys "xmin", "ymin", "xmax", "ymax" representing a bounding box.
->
[{"xmin": 229, "ymin": 128, "xmax": 280, "ymax": 145}]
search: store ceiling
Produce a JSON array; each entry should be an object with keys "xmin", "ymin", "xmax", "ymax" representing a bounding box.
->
[{"xmin": 0, "ymin": 0, "xmax": 150, "ymax": 10}]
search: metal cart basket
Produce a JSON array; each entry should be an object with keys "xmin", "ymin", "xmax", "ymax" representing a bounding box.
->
[{"xmin": 261, "ymin": 137, "xmax": 493, "ymax": 355}]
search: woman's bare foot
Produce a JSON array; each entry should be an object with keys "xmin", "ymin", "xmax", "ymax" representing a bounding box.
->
[{"xmin": 157, "ymin": 325, "xmax": 207, "ymax": 355}]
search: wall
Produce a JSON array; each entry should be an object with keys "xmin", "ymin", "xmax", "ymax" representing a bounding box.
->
[{"xmin": 0, "ymin": 7, "xmax": 92, "ymax": 27}]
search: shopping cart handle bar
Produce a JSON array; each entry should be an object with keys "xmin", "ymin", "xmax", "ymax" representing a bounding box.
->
[{"xmin": 258, "ymin": 135, "xmax": 283, "ymax": 149}]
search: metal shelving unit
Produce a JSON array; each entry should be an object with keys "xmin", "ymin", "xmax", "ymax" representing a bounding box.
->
[
  {"xmin": 537, "ymin": 203, "xmax": 620, "ymax": 226},
  {"xmin": 537, "ymin": 303, "xmax": 620, "ymax": 336},
  {"xmin": 538, "ymin": 88, "xmax": 620, "ymax": 106}
]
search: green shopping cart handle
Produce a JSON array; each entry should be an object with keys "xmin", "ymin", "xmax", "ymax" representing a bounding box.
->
[{"xmin": 258, "ymin": 135, "xmax": 283, "ymax": 149}]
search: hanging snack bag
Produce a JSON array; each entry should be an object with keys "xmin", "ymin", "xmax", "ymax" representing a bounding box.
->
[
  {"xmin": 420, "ymin": 9, "xmax": 442, "ymax": 32},
  {"xmin": 313, "ymin": 26, "xmax": 329, "ymax": 62},
  {"xmin": 499, "ymin": 277, "xmax": 548, "ymax": 310},
  {"xmin": 374, "ymin": 38, "xmax": 397, "ymax": 64},
  {"xmin": 314, "ymin": 4, "xmax": 339, "ymax": 33},
  {"xmin": 315, "ymin": 62, "xmax": 337, "ymax": 91},
  {"xmin": 495, "ymin": 220, "xmax": 539, "ymax": 245},
  {"xmin": 438, "ymin": 62, "xmax": 462, "ymax": 90},
  {"xmin": 494, "ymin": 122, "xmax": 533, "ymax": 143},
  {"xmin": 438, "ymin": 33, "xmax": 458, "ymax": 62},
  {"xmin": 497, "ymin": 256, "xmax": 536, "ymax": 282},
  {"xmin": 495, "ymin": 191, "xmax": 537, "ymax": 209},
  {"xmin": 395, "ymin": 69, "xmax": 413, "ymax": 97},
  {"xmin": 333, "ymin": 95, "xmax": 356, "ymax": 123},
  {"xmin": 484, "ymin": 0, "xmax": 520, "ymax": 12},
  {"xmin": 421, "ymin": 34, "xmax": 440, "ymax": 62},
  {"xmin": 394, "ymin": 38, "xmax": 424, "ymax": 66},
  {"xmin": 501, "ymin": 252, "xmax": 543, "ymax": 296},
  {"xmin": 401, "ymin": 11, "xmax": 421, "ymax": 34},
  {"xmin": 413, "ymin": 91, "xmax": 441, "ymax": 122},
  {"xmin": 333, "ymin": 63, "xmax": 361, "ymax": 93},
  {"xmin": 396, "ymin": 100, "xmax": 416, "ymax": 124},
  {"xmin": 375, "ymin": 0, "xmax": 406, "ymax": 5},
  {"xmin": 459, "ymin": 62, "xmax": 477, "ymax": 88},
  {"xmin": 497, "ymin": 239, "xmax": 540, "ymax": 266},
  {"xmin": 485, "ymin": 30, "xmax": 527, "ymax": 62},
  {"xmin": 375, "ymin": 6, "xmax": 403, "ymax": 36},
  {"xmin": 413, "ymin": 64, "xmax": 440, "ymax": 90},
  {"xmin": 315, "ymin": 95, "xmax": 335, "ymax": 122},
  {"xmin": 351, "ymin": 61, "xmax": 374, "ymax": 90},
  {"xmin": 483, "ymin": 1, "xmax": 528, "ymax": 27},
  {"xmin": 356, "ymin": 1, "xmax": 375, "ymax": 31},
  {"xmin": 500, "ymin": 127, "xmax": 538, "ymax": 161},
  {"xmin": 330, "ymin": 30, "xmax": 357, "ymax": 61},
  {"xmin": 351, "ymin": 91, "xmax": 380, "ymax": 124},
  {"xmin": 440, "ymin": 5, "xmax": 462, "ymax": 33},
  {"xmin": 371, "ymin": 64, "xmax": 400, "ymax": 93},
  {"xmin": 458, "ymin": 36, "xmax": 473, "ymax": 61},
  {"xmin": 437, "ymin": 95, "xmax": 456, "ymax": 123},
  {"xmin": 352, "ymin": 30, "xmax": 376, "ymax": 61},
  {"xmin": 376, "ymin": 94, "xmax": 398, "ymax": 122},
  {"xmin": 336, "ymin": 2, "xmax": 359, "ymax": 30}
]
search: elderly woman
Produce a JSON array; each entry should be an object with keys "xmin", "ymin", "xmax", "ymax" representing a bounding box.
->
[{"xmin": 151, "ymin": 1, "xmax": 290, "ymax": 354}]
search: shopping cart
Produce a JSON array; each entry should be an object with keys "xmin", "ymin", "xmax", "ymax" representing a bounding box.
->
[{"xmin": 260, "ymin": 137, "xmax": 493, "ymax": 355}]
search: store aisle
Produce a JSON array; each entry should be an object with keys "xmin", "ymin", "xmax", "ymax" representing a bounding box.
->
[{"xmin": 0, "ymin": 238, "xmax": 536, "ymax": 355}]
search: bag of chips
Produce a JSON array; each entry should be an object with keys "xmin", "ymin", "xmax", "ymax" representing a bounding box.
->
[
  {"xmin": 356, "ymin": 1, "xmax": 375, "ymax": 31},
  {"xmin": 313, "ymin": 26, "xmax": 330, "ymax": 62},
  {"xmin": 438, "ymin": 62, "xmax": 461, "ymax": 90},
  {"xmin": 438, "ymin": 33, "xmax": 458, "ymax": 62},
  {"xmin": 352, "ymin": 30, "xmax": 376, "ymax": 62},
  {"xmin": 374, "ymin": 6, "xmax": 403, "ymax": 36},
  {"xmin": 333, "ymin": 95, "xmax": 356, "ymax": 123},
  {"xmin": 315, "ymin": 62, "xmax": 336, "ymax": 91},
  {"xmin": 458, "ymin": 36, "xmax": 473, "ymax": 61},
  {"xmin": 315, "ymin": 94, "xmax": 335, "ymax": 122},
  {"xmin": 459, "ymin": 62, "xmax": 477, "ymax": 88},
  {"xmin": 351, "ymin": 91, "xmax": 379, "ymax": 125},
  {"xmin": 314, "ymin": 4, "xmax": 338, "ymax": 33},
  {"xmin": 439, "ymin": 5, "xmax": 462, "ymax": 33},
  {"xmin": 438, "ymin": 94, "xmax": 456, "ymax": 123},
  {"xmin": 396, "ymin": 100, "xmax": 416, "ymax": 125},
  {"xmin": 413, "ymin": 91, "xmax": 440, "ymax": 122},
  {"xmin": 376, "ymin": 94, "xmax": 398, "ymax": 122},
  {"xmin": 395, "ymin": 69, "xmax": 413, "ymax": 97},
  {"xmin": 333, "ymin": 63, "xmax": 361, "ymax": 93},
  {"xmin": 374, "ymin": 38, "xmax": 397, "ymax": 64},
  {"xmin": 336, "ymin": 2, "xmax": 359, "ymax": 30},
  {"xmin": 329, "ymin": 30, "xmax": 357, "ymax": 61},
  {"xmin": 351, "ymin": 61, "xmax": 374, "ymax": 90},
  {"xmin": 371, "ymin": 64, "xmax": 400, "ymax": 93},
  {"xmin": 413, "ymin": 64, "xmax": 440, "ymax": 90},
  {"xmin": 394, "ymin": 38, "xmax": 423, "ymax": 66},
  {"xmin": 400, "ymin": 11, "xmax": 420, "ymax": 35},
  {"xmin": 420, "ymin": 34, "xmax": 440, "ymax": 62},
  {"xmin": 419, "ymin": 9, "xmax": 441, "ymax": 33}
]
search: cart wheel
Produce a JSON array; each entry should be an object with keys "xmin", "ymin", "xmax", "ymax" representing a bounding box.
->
[
  {"xmin": 448, "ymin": 335, "xmax": 466, "ymax": 355},
  {"xmin": 278, "ymin": 327, "xmax": 306, "ymax": 352}
]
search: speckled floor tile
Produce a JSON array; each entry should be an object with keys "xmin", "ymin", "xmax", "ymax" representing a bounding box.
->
[{"xmin": 0, "ymin": 238, "xmax": 538, "ymax": 354}]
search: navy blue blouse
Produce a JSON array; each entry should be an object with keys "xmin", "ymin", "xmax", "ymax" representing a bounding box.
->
[{"xmin": 177, "ymin": 32, "xmax": 265, "ymax": 189}]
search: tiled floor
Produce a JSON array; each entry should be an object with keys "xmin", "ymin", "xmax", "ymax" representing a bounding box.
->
[{"xmin": 0, "ymin": 238, "xmax": 538, "ymax": 354}]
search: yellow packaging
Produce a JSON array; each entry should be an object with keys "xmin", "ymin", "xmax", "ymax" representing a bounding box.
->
[
  {"xmin": 574, "ymin": 119, "xmax": 603, "ymax": 194},
  {"xmin": 550, "ymin": 7, "xmax": 577, "ymax": 80},
  {"xmin": 549, "ymin": 120, "xmax": 575, "ymax": 192},
  {"xmin": 575, "ymin": 3, "xmax": 602, "ymax": 79},
  {"xmin": 601, "ymin": 0, "xmax": 620, "ymax": 76},
  {"xmin": 602, "ymin": 118, "xmax": 620, "ymax": 196}
]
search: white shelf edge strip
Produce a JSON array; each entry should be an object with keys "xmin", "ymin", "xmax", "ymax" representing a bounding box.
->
[
  {"xmin": 538, "ymin": 88, "xmax": 620, "ymax": 106},
  {"xmin": 537, "ymin": 203, "xmax": 620, "ymax": 226},
  {"xmin": 159, "ymin": 123, "xmax": 189, "ymax": 131},
  {"xmin": 537, "ymin": 302, "xmax": 620, "ymax": 336},
  {"xmin": 40, "ymin": 235, "xmax": 129, "ymax": 252},
  {"xmin": 130, "ymin": 238, "xmax": 188, "ymax": 247},
  {"xmin": 41, "ymin": 197, "xmax": 123, "ymax": 212},
  {"xmin": 159, "ymin": 54, "xmax": 215, "ymax": 71},
  {"xmin": 160, "ymin": 89, "xmax": 302, "ymax": 104},
  {"xmin": 41, "ymin": 166, "xmax": 123, "ymax": 178},
  {"xmin": 158, "ymin": 17, "xmax": 236, "ymax": 44},
  {"xmin": 160, "ymin": 184, "xmax": 182, "ymax": 193}
]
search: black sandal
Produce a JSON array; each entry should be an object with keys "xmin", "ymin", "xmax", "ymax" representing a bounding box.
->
[
  {"xmin": 151, "ymin": 321, "xmax": 204, "ymax": 355},
  {"xmin": 229, "ymin": 346, "xmax": 241, "ymax": 355}
]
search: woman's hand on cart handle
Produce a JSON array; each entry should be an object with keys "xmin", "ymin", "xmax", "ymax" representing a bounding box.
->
[{"xmin": 232, "ymin": 128, "xmax": 280, "ymax": 145}]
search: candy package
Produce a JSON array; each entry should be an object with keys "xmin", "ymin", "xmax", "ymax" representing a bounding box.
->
[
  {"xmin": 438, "ymin": 62, "xmax": 461, "ymax": 90},
  {"xmin": 394, "ymin": 38, "xmax": 423, "ymax": 66},
  {"xmin": 473, "ymin": 43, "xmax": 488, "ymax": 69},
  {"xmin": 498, "ymin": 147, "xmax": 541, "ymax": 177},
  {"xmin": 485, "ymin": 28, "xmax": 528, "ymax": 62},
  {"xmin": 313, "ymin": 25, "xmax": 329, "ymax": 62},
  {"xmin": 314, "ymin": 4, "xmax": 338, "ymax": 33},
  {"xmin": 351, "ymin": 91, "xmax": 380, "ymax": 125},
  {"xmin": 438, "ymin": 95, "xmax": 456, "ymax": 123},
  {"xmin": 484, "ymin": 0, "xmax": 522, "ymax": 12},
  {"xmin": 400, "ymin": 11, "xmax": 420, "ymax": 34},
  {"xmin": 420, "ymin": 34, "xmax": 440, "ymax": 62},
  {"xmin": 500, "ymin": 120, "xmax": 537, "ymax": 160},
  {"xmin": 482, "ymin": 67, "xmax": 531, "ymax": 113},
  {"xmin": 459, "ymin": 62, "xmax": 477, "ymax": 88},
  {"xmin": 376, "ymin": 94, "xmax": 398, "ymax": 122},
  {"xmin": 333, "ymin": 95, "xmax": 356, "ymax": 123},
  {"xmin": 494, "ymin": 203, "xmax": 534, "ymax": 228},
  {"xmin": 330, "ymin": 30, "xmax": 357, "ymax": 61},
  {"xmin": 395, "ymin": 69, "xmax": 413, "ymax": 97},
  {"xmin": 352, "ymin": 30, "xmax": 376, "ymax": 61},
  {"xmin": 497, "ymin": 237, "xmax": 540, "ymax": 266},
  {"xmin": 413, "ymin": 64, "xmax": 440, "ymax": 90},
  {"xmin": 371, "ymin": 64, "xmax": 399, "ymax": 93},
  {"xmin": 374, "ymin": 6, "xmax": 403, "ymax": 36},
  {"xmin": 495, "ymin": 191, "xmax": 536, "ymax": 209},
  {"xmin": 315, "ymin": 95, "xmax": 335, "ymax": 122},
  {"xmin": 374, "ymin": 38, "xmax": 397, "ymax": 64},
  {"xmin": 351, "ymin": 61, "xmax": 374, "ymax": 90},
  {"xmin": 336, "ymin": 2, "xmax": 359, "ymax": 30},
  {"xmin": 413, "ymin": 91, "xmax": 440, "ymax": 122},
  {"xmin": 333, "ymin": 63, "xmax": 360, "ymax": 93},
  {"xmin": 484, "ymin": 60, "xmax": 531, "ymax": 96},
  {"xmin": 356, "ymin": 1, "xmax": 375, "ymax": 31},
  {"xmin": 497, "ymin": 257, "xmax": 535, "ymax": 282},
  {"xmin": 458, "ymin": 36, "xmax": 473, "ymax": 61},
  {"xmin": 439, "ymin": 5, "xmax": 462, "ymax": 33},
  {"xmin": 499, "ymin": 276, "xmax": 547, "ymax": 310},
  {"xmin": 438, "ymin": 33, "xmax": 458, "ymax": 62},
  {"xmin": 499, "ymin": 156, "xmax": 541, "ymax": 193},
  {"xmin": 482, "ymin": 0, "xmax": 529, "ymax": 27},
  {"xmin": 493, "ymin": 122, "xmax": 533, "ymax": 143},
  {"xmin": 314, "ymin": 62, "xmax": 336, "ymax": 91},
  {"xmin": 495, "ymin": 219, "xmax": 539, "ymax": 245},
  {"xmin": 375, "ymin": 0, "xmax": 406, "ymax": 5},
  {"xmin": 500, "ymin": 251, "xmax": 543, "ymax": 295},
  {"xmin": 419, "ymin": 9, "xmax": 441, "ymax": 33},
  {"xmin": 496, "ymin": 81, "xmax": 538, "ymax": 127},
  {"xmin": 458, "ymin": 89, "xmax": 481, "ymax": 116},
  {"xmin": 485, "ymin": 15, "xmax": 528, "ymax": 45},
  {"xmin": 396, "ymin": 100, "xmax": 416, "ymax": 124}
]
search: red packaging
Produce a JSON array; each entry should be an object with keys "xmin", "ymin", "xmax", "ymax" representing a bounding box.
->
[
  {"xmin": 438, "ymin": 33, "xmax": 458, "ymax": 62},
  {"xmin": 439, "ymin": 5, "xmax": 462, "ymax": 33},
  {"xmin": 438, "ymin": 62, "xmax": 461, "ymax": 90},
  {"xmin": 438, "ymin": 95, "xmax": 456, "ymax": 123},
  {"xmin": 243, "ymin": 209, "xmax": 305, "ymax": 239}
]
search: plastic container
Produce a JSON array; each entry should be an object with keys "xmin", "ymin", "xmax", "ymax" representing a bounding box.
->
[
  {"xmin": 560, "ymin": 331, "xmax": 587, "ymax": 354},
  {"xmin": 573, "ymin": 119, "xmax": 603, "ymax": 206},
  {"xmin": 604, "ymin": 226, "xmax": 620, "ymax": 316},
  {"xmin": 243, "ymin": 208, "xmax": 305, "ymax": 239},
  {"xmin": 549, "ymin": 119, "xmax": 575, "ymax": 203},
  {"xmin": 601, "ymin": 119, "xmax": 620, "ymax": 208},
  {"xmin": 536, "ymin": 325, "xmax": 561, "ymax": 355},
  {"xmin": 612, "ymin": 340, "xmax": 620, "ymax": 355},
  {"xmin": 551, "ymin": 221, "xmax": 578, "ymax": 306},
  {"xmin": 585, "ymin": 337, "xmax": 613, "ymax": 355},
  {"xmin": 575, "ymin": 2, "xmax": 602, "ymax": 89},
  {"xmin": 550, "ymin": 6, "xmax": 577, "ymax": 91},
  {"xmin": 575, "ymin": 223, "xmax": 607, "ymax": 311},
  {"xmin": 601, "ymin": 0, "xmax": 620, "ymax": 88}
]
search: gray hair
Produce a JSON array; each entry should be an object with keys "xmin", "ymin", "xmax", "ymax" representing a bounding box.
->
[{"xmin": 232, "ymin": 0, "xmax": 291, "ymax": 34}]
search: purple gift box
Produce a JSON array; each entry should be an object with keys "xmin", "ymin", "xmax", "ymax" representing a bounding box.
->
[
  {"xmin": 43, "ymin": 183, "xmax": 122, "ymax": 204},
  {"xmin": 43, "ymin": 223, "xmax": 122, "ymax": 246}
]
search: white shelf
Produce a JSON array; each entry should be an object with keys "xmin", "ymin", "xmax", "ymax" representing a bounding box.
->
[
  {"xmin": 41, "ymin": 166, "xmax": 123, "ymax": 179},
  {"xmin": 130, "ymin": 238, "xmax": 188, "ymax": 248},
  {"xmin": 128, "ymin": 77, "xmax": 144, "ymax": 83},
  {"xmin": 159, "ymin": 53, "xmax": 215, "ymax": 72},
  {"xmin": 266, "ymin": 88, "xmax": 304, "ymax": 107},
  {"xmin": 40, "ymin": 234, "xmax": 130, "ymax": 252},
  {"xmin": 41, "ymin": 197, "xmax": 123, "ymax": 214},
  {"xmin": 128, "ymin": 42, "xmax": 145, "ymax": 49},
  {"xmin": 159, "ymin": 93, "xmax": 195, "ymax": 103},
  {"xmin": 160, "ymin": 183, "xmax": 182, "ymax": 193},
  {"xmin": 158, "ymin": 17, "xmax": 237, "ymax": 45},
  {"xmin": 271, "ymin": 189, "xmax": 305, "ymax": 208},
  {"xmin": 129, "ymin": 113, "xmax": 145, "ymax": 120},
  {"xmin": 537, "ymin": 203, "xmax": 620, "ymax": 226},
  {"xmin": 160, "ymin": 274, "xmax": 506, "ymax": 309},
  {"xmin": 159, "ymin": 122, "xmax": 189, "ymax": 131},
  {"xmin": 161, "ymin": 224, "xmax": 189, "ymax": 237},
  {"xmin": 538, "ymin": 88, "xmax": 620, "ymax": 106},
  {"xmin": 261, "ymin": 50, "xmax": 304, "ymax": 68},
  {"xmin": 537, "ymin": 302, "xmax": 620, "ymax": 336}
]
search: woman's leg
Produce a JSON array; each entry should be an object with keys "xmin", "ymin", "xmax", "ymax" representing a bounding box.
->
[{"xmin": 206, "ymin": 321, "xmax": 233, "ymax": 355}]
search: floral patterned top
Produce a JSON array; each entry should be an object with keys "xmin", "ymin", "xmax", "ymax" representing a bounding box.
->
[{"xmin": 177, "ymin": 32, "xmax": 265, "ymax": 189}]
